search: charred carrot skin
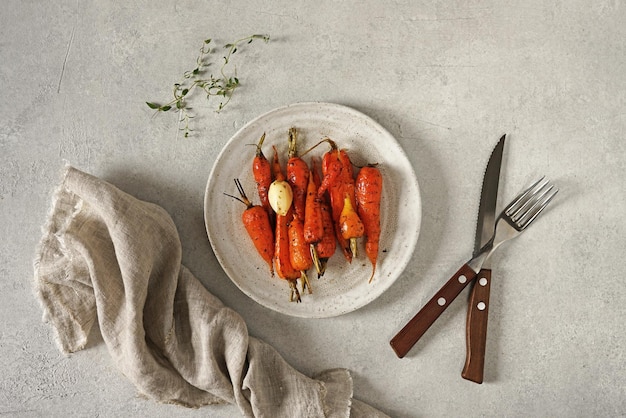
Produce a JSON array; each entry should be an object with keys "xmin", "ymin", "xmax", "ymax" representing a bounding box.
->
[
  {"xmin": 269, "ymin": 147, "xmax": 301, "ymax": 301},
  {"xmin": 275, "ymin": 210, "xmax": 301, "ymax": 302},
  {"xmin": 303, "ymin": 163, "xmax": 324, "ymax": 244},
  {"xmin": 272, "ymin": 145, "xmax": 286, "ymax": 181},
  {"xmin": 227, "ymin": 179, "xmax": 274, "ymax": 277},
  {"xmin": 305, "ymin": 158, "xmax": 326, "ymax": 276},
  {"xmin": 318, "ymin": 143, "xmax": 352, "ymax": 262},
  {"xmin": 288, "ymin": 214, "xmax": 313, "ymax": 293},
  {"xmin": 315, "ymin": 202, "xmax": 336, "ymax": 277},
  {"xmin": 356, "ymin": 165, "xmax": 383, "ymax": 282},
  {"xmin": 289, "ymin": 215, "xmax": 313, "ymax": 270},
  {"xmin": 336, "ymin": 146, "xmax": 365, "ymax": 258},
  {"xmin": 339, "ymin": 194, "xmax": 365, "ymax": 257},
  {"xmin": 252, "ymin": 133, "xmax": 273, "ymax": 217},
  {"xmin": 275, "ymin": 209, "xmax": 300, "ymax": 280},
  {"xmin": 317, "ymin": 144, "xmax": 342, "ymax": 199},
  {"xmin": 242, "ymin": 207, "xmax": 275, "ymax": 276},
  {"xmin": 318, "ymin": 139, "xmax": 365, "ymax": 262},
  {"xmin": 286, "ymin": 128, "xmax": 309, "ymax": 221}
]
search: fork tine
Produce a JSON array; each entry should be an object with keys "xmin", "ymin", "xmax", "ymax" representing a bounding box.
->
[
  {"xmin": 505, "ymin": 176, "xmax": 546, "ymax": 217},
  {"xmin": 510, "ymin": 181, "xmax": 553, "ymax": 223},
  {"xmin": 517, "ymin": 185, "xmax": 558, "ymax": 229}
]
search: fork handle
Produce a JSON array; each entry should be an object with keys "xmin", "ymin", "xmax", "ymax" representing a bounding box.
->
[
  {"xmin": 462, "ymin": 268, "xmax": 491, "ymax": 384},
  {"xmin": 390, "ymin": 264, "xmax": 477, "ymax": 358}
]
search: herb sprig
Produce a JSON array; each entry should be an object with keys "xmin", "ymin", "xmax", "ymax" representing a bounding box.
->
[{"xmin": 147, "ymin": 34, "xmax": 270, "ymax": 138}]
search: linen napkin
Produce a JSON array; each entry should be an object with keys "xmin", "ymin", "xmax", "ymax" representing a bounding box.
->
[{"xmin": 33, "ymin": 166, "xmax": 388, "ymax": 418}]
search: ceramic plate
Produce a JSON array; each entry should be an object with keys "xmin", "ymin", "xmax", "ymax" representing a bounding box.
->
[{"xmin": 204, "ymin": 102, "xmax": 421, "ymax": 318}]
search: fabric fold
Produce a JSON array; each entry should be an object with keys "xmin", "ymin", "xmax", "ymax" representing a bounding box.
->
[{"xmin": 33, "ymin": 166, "xmax": 389, "ymax": 418}]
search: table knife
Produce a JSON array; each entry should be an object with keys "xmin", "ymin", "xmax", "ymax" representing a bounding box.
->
[
  {"xmin": 462, "ymin": 134, "xmax": 506, "ymax": 383},
  {"xmin": 389, "ymin": 136, "xmax": 505, "ymax": 359}
]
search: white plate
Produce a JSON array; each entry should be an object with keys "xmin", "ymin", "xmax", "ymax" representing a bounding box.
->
[{"xmin": 204, "ymin": 102, "xmax": 421, "ymax": 318}]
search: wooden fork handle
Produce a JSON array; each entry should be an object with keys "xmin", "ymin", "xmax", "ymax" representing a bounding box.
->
[
  {"xmin": 462, "ymin": 268, "xmax": 492, "ymax": 384},
  {"xmin": 390, "ymin": 264, "xmax": 477, "ymax": 358}
]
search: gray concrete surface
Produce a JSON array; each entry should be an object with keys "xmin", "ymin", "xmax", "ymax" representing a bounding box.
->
[{"xmin": 2, "ymin": 1, "xmax": 625, "ymax": 417}]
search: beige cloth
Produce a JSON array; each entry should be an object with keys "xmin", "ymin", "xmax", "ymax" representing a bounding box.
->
[{"xmin": 33, "ymin": 166, "xmax": 388, "ymax": 418}]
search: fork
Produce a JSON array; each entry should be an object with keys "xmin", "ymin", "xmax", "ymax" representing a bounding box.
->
[{"xmin": 390, "ymin": 177, "xmax": 558, "ymax": 358}]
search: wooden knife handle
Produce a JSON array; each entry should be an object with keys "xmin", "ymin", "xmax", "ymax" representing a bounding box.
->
[
  {"xmin": 462, "ymin": 268, "xmax": 492, "ymax": 383},
  {"xmin": 390, "ymin": 264, "xmax": 477, "ymax": 358}
]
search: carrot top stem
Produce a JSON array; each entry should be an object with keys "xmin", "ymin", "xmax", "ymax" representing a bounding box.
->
[
  {"xmin": 300, "ymin": 271, "xmax": 312, "ymax": 294},
  {"xmin": 300, "ymin": 137, "xmax": 338, "ymax": 157},
  {"xmin": 350, "ymin": 238, "xmax": 359, "ymax": 258},
  {"xmin": 288, "ymin": 127, "xmax": 298, "ymax": 158},
  {"xmin": 224, "ymin": 178, "xmax": 252, "ymax": 207},
  {"xmin": 289, "ymin": 280, "xmax": 301, "ymax": 303},
  {"xmin": 309, "ymin": 244, "xmax": 322, "ymax": 276},
  {"xmin": 255, "ymin": 132, "xmax": 267, "ymax": 157}
]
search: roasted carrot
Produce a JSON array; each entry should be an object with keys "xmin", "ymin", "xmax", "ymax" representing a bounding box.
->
[
  {"xmin": 302, "ymin": 159, "xmax": 324, "ymax": 275},
  {"xmin": 275, "ymin": 209, "xmax": 301, "ymax": 303},
  {"xmin": 336, "ymin": 145, "xmax": 365, "ymax": 258},
  {"xmin": 315, "ymin": 201, "xmax": 336, "ymax": 277},
  {"xmin": 288, "ymin": 214, "xmax": 313, "ymax": 294},
  {"xmin": 252, "ymin": 133, "xmax": 273, "ymax": 218},
  {"xmin": 271, "ymin": 145, "xmax": 284, "ymax": 181},
  {"xmin": 339, "ymin": 193, "xmax": 365, "ymax": 257},
  {"xmin": 317, "ymin": 139, "xmax": 343, "ymax": 199},
  {"xmin": 225, "ymin": 179, "xmax": 274, "ymax": 277},
  {"xmin": 317, "ymin": 138, "xmax": 365, "ymax": 262},
  {"xmin": 269, "ymin": 148, "xmax": 300, "ymax": 301},
  {"xmin": 317, "ymin": 139, "xmax": 352, "ymax": 262},
  {"xmin": 304, "ymin": 158, "xmax": 324, "ymax": 243},
  {"xmin": 356, "ymin": 165, "xmax": 382, "ymax": 282},
  {"xmin": 338, "ymin": 148, "xmax": 354, "ymax": 179},
  {"xmin": 286, "ymin": 128, "xmax": 309, "ymax": 221}
]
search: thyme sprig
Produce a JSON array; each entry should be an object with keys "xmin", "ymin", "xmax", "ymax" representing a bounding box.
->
[{"xmin": 147, "ymin": 34, "xmax": 270, "ymax": 138}]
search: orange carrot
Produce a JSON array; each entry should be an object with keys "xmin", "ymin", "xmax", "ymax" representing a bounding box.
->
[
  {"xmin": 336, "ymin": 146, "xmax": 364, "ymax": 258},
  {"xmin": 318, "ymin": 139, "xmax": 352, "ymax": 262},
  {"xmin": 288, "ymin": 214, "xmax": 313, "ymax": 294},
  {"xmin": 275, "ymin": 208, "xmax": 301, "ymax": 302},
  {"xmin": 339, "ymin": 193, "xmax": 365, "ymax": 257},
  {"xmin": 272, "ymin": 145, "xmax": 285, "ymax": 181},
  {"xmin": 315, "ymin": 202, "xmax": 336, "ymax": 277},
  {"xmin": 252, "ymin": 133, "xmax": 273, "ymax": 218},
  {"xmin": 270, "ymin": 150, "xmax": 301, "ymax": 301},
  {"xmin": 303, "ymin": 159, "xmax": 324, "ymax": 276},
  {"xmin": 286, "ymin": 128, "xmax": 309, "ymax": 221},
  {"xmin": 317, "ymin": 139, "xmax": 343, "ymax": 199},
  {"xmin": 304, "ymin": 158, "xmax": 324, "ymax": 244},
  {"xmin": 225, "ymin": 179, "xmax": 274, "ymax": 277},
  {"xmin": 356, "ymin": 165, "xmax": 382, "ymax": 282}
]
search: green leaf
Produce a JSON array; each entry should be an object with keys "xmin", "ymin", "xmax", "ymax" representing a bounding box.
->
[
  {"xmin": 146, "ymin": 102, "xmax": 161, "ymax": 109},
  {"xmin": 160, "ymin": 105, "xmax": 172, "ymax": 111}
]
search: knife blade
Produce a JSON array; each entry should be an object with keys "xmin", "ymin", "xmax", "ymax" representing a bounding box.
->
[{"xmin": 461, "ymin": 134, "xmax": 506, "ymax": 383}]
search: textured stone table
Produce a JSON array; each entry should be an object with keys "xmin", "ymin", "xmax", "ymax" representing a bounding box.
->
[{"xmin": 2, "ymin": 1, "xmax": 625, "ymax": 416}]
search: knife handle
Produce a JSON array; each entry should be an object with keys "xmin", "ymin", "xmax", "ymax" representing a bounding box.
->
[
  {"xmin": 462, "ymin": 268, "xmax": 491, "ymax": 383},
  {"xmin": 390, "ymin": 264, "xmax": 477, "ymax": 358}
]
